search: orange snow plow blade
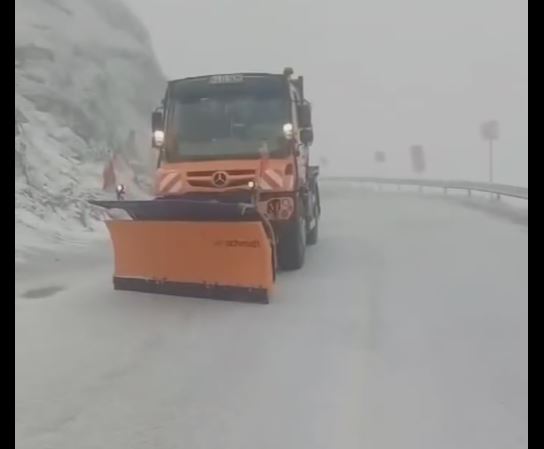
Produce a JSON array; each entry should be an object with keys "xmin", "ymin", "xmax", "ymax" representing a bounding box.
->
[{"xmin": 90, "ymin": 199, "xmax": 276, "ymax": 303}]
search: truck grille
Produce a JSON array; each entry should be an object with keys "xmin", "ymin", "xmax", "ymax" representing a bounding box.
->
[{"xmin": 186, "ymin": 169, "xmax": 256, "ymax": 188}]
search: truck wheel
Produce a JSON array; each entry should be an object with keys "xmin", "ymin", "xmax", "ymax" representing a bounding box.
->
[{"xmin": 278, "ymin": 215, "xmax": 306, "ymax": 270}]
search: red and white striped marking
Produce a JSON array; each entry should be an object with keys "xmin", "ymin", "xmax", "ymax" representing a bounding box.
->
[
  {"xmin": 157, "ymin": 171, "xmax": 183, "ymax": 195},
  {"xmin": 282, "ymin": 174, "xmax": 295, "ymax": 191},
  {"xmin": 259, "ymin": 168, "xmax": 293, "ymax": 191}
]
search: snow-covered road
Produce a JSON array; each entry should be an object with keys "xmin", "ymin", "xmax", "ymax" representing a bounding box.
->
[{"xmin": 15, "ymin": 185, "xmax": 528, "ymax": 449}]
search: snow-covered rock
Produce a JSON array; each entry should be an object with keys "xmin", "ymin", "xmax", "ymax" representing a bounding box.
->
[{"xmin": 15, "ymin": 0, "xmax": 165, "ymax": 258}]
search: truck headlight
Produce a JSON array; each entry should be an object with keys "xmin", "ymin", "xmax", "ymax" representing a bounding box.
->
[{"xmin": 282, "ymin": 123, "xmax": 294, "ymax": 139}]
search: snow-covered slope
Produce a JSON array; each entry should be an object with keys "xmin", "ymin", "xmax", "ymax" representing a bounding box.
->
[{"xmin": 15, "ymin": 0, "xmax": 165, "ymax": 258}]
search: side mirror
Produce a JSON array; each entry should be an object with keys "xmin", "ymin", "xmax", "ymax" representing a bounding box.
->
[
  {"xmin": 151, "ymin": 109, "xmax": 164, "ymax": 132},
  {"xmin": 298, "ymin": 103, "xmax": 312, "ymax": 128},
  {"xmin": 300, "ymin": 128, "xmax": 314, "ymax": 145},
  {"xmin": 151, "ymin": 109, "xmax": 164, "ymax": 148}
]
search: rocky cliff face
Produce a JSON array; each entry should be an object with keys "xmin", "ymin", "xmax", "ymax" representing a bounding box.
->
[{"xmin": 15, "ymin": 0, "xmax": 165, "ymax": 256}]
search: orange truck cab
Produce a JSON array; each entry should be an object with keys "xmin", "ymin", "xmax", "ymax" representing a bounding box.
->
[{"xmin": 151, "ymin": 68, "xmax": 320, "ymax": 270}]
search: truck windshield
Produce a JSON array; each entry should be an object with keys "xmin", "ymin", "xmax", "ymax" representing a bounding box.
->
[{"xmin": 165, "ymin": 93, "xmax": 291, "ymax": 161}]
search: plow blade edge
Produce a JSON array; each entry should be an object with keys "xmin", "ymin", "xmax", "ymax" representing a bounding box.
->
[{"xmin": 91, "ymin": 199, "xmax": 275, "ymax": 303}]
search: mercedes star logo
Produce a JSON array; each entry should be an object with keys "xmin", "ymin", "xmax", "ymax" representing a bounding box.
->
[{"xmin": 212, "ymin": 171, "xmax": 228, "ymax": 187}]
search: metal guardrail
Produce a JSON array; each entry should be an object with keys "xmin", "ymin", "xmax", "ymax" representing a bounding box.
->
[{"xmin": 322, "ymin": 176, "xmax": 528, "ymax": 200}]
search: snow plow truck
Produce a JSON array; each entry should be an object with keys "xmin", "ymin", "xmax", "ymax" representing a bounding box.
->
[{"xmin": 90, "ymin": 68, "xmax": 320, "ymax": 304}]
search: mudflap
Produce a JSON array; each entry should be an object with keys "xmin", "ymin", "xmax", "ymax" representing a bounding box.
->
[{"xmin": 90, "ymin": 199, "xmax": 276, "ymax": 304}]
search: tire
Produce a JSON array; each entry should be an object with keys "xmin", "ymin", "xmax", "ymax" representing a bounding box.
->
[{"xmin": 278, "ymin": 215, "xmax": 306, "ymax": 271}]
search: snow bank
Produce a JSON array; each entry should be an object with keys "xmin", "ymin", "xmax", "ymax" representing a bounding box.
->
[{"xmin": 15, "ymin": 0, "xmax": 165, "ymax": 259}]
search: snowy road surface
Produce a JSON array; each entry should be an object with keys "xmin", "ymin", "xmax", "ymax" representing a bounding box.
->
[{"xmin": 15, "ymin": 186, "xmax": 528, "ymax": 449}]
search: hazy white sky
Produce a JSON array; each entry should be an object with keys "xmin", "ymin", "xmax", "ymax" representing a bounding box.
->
[{"xmin": 125, "ymin": 0, "xmax": 527, "ymax": 185}]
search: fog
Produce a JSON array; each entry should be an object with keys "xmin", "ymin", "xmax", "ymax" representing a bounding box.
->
[
  {"xmin": 15, "ymin": 2, "xmax": 528, "ymax": 447},
  {"xmin": 124, "ymin": 0, "xmax": 527, "ymax": 186}
]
